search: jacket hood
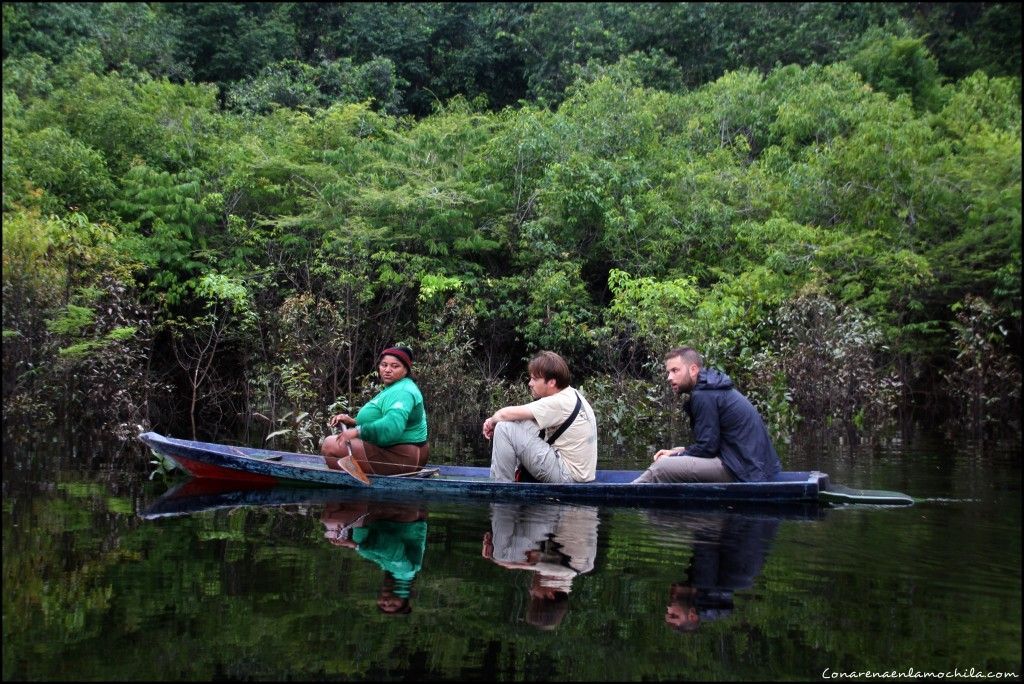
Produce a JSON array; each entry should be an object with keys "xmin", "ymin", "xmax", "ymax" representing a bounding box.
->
[{"xmin": 696, "ymin": 368, "xmax": 734, "ymax": 391}]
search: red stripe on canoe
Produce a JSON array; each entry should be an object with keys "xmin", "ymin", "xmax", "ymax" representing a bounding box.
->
[{"xmin": 173, "ymin": 454, "xmax": 278, "ymax": 485}]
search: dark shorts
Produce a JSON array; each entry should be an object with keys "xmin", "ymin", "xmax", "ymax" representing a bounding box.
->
[{"xmin": 322, "ymin": 436, "xmax": 429, "ymax": 475}]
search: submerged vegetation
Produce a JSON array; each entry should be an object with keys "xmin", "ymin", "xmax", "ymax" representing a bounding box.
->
[{"xmin": 2, "ymin": 3, "xmax": 1020, "ymax": 454}]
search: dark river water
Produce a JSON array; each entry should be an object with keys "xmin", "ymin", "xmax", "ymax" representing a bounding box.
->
[{"xmin": 2, "ymin": 425, "xmax": 1020, "ymax": 681}]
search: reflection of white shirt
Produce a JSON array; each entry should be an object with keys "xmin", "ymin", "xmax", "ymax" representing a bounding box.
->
[
  {"xmin": 528, "ymin": 386, "xmax": 598, "ymax": 482},
  {"xmin": 532, "ymin": 562, "xmax": 579, "ymax": 592},
  {"xmin": 489, "ymin": 503, "xmax": 600, "ymax": 593}
]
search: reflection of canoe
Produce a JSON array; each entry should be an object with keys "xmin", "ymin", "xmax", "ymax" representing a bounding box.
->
[
  {"xmin": 140, "ymin": 478, "xmax": 381, "ymax": 519},
  {"xmin": 142, "ymin": 478, "xmax": 440, "ymax": 519},
  {"xmin": 139, "ymin": 432, "xmax": 913, "ymax": 507},
  {"xmin": 141, "ymin": 478, "xmax": 829, "ymax": 521}
]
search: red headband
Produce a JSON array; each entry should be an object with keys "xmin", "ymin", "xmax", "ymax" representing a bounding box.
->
[{"xmin": 379, "ymin": 347, "xmax": 412, "ymax": 371}]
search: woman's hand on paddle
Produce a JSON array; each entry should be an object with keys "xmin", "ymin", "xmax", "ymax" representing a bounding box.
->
[
  {"xmin": 329, "ymin": 413, "xmax": 356, "ymax": 429},
  {"xmin": 337, "ymin": 426, "xmax": 359, "ymax": 442}
]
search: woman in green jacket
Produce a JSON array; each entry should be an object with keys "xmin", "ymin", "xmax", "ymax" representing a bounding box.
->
[{"xmin": 321, "ymin": 345, "xmax": 429, "ymax": 475}]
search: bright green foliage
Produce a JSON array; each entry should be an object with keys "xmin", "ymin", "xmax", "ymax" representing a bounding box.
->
[
  {"xmin": 767, "ymin": 63, "xmax": 873, "ymax": 151},
  {"xmin": 36, "ymin": 59, "xmax": 161, "ymax": 175},
  {"xmin": 11, "ymin": 53, "xmax": 222, "ymax": 178},
  {"xmin": 606, "ymin": 270, "xmax": 699, "ymax": 356},
  {"xmin": 45, "ymin": 304, "xmax": 94, "ymax": 336},
  {"xmin": 2, "ymin": 209, "xmax": 60, "ymax": 296},
  {"xmin": 2, "ymin": 53, "xmax": 54, "ymax": 103},
  {"xmin": 847, "ymin": 28, "xmax": 947, "ymax": 112},
  {"xmin": 930, "ymin": 74, "xmax": 1022, "ymax": 325},
  {"xmin": 114, "ymin": 165, "xmax": 218, "ymax": 307},
  {"xmin": 690, "ymin": 266, "xmax": 793, "ymax": 369},
  {"xmin": 12, "ymin": 126, "xmax": 114, "ymax": 213},
  {"xmin": 105, "ymin": 326, "xmax": 138, "ymax": 341},
  {"xmin": 195, "ymin": 273, "xmax": 256, "ymax": 332},
  {"xmin": 418, "ymin": 273, "xmax": 463, "ymax": 305},
  {"xmin": 132, "ymin": 78, "xmax": 222, "ymax": 171},
  {"xmin": 936, "ymin": 72, "xmax": 1021, "ymax": 141},
  {"xmin": 57, "ymin": 339, "xmax": 106, "ymax": 359},
  {"xmin": 521, "ymin": 260, "xmax": 595, "ymax": 357}
]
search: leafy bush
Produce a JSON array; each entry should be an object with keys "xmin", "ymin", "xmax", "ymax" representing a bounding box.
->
[
  {"xmin": 945, "ymin": 295, "xmax": 1022, "ymax": 433},
  {"xmin": 770, "ymin": 294, "xmax": 901, "ymax": 429}
]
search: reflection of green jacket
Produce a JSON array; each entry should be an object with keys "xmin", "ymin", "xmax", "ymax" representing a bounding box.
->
[
  {"xmin": 351, "ymin": 519, "xmax": 427, "ymax": 592},
  {"xmin": 355, "ymin": 377, "xmax": 428, "ymax": 446}
]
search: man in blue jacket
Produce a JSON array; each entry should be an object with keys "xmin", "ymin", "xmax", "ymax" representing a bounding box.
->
[{"xmin": 633, "ymin": 347, "xmax": 781, "ymax": 483}]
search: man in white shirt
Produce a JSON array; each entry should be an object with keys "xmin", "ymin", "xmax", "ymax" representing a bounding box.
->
[{"xmin": 482, "ymin": 351, "xmax": 598, "ymax": 482}]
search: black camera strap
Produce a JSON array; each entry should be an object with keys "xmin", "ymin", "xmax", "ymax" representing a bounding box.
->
[{"xmin": 539, "ymin": 391, "xmax": 583, "ymax": 445}]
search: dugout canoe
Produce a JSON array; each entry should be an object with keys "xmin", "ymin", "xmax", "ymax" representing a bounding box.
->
[{"xmin": 138, "ymin": 431, "xmax": 914, "ymax": 507}]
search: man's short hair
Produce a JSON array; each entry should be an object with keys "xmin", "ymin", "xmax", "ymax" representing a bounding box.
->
[
  {"xmin": 526, "ymin": 589, "xmax": 570, "ymax": 630},
  {"xmin": 665, "ymin": 347, "xmax": 704, "ymax": 368},
  {"xmin": 528, "ymin": 351, "xmax": 571, "ymax": 389}
]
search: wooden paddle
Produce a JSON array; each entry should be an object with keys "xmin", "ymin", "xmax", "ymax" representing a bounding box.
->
[
  {"xmin": 338, "ymin": 453, "xmax": 372, "ymax": 486},
  {"xmin": 322, "ymin": 427, "xmax": 372, "ymax": 486}
]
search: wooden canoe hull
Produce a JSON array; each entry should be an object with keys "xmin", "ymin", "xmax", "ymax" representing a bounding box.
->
[{"xmin": 139, "ymin": 431, "xmax": 829, "ymax": 506}]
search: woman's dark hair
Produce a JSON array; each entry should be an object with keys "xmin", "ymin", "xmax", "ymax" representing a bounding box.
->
[{"xmin": 377, "ymin": 572, "xmax": 413, "ymax": 615}]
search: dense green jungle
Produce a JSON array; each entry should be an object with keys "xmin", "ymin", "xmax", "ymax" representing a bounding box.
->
[{"xmin": 2, "ymin": 2, "xmax": 1021, "ymax": 457}]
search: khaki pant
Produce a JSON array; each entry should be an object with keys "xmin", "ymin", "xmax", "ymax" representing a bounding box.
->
[
  {"xmin": 489, "ymin": 420, "xmax": 573, "ymax": 483},
  {"xmin": 631, "ymin": 454, "xmax": 736, "ymax": 483}
]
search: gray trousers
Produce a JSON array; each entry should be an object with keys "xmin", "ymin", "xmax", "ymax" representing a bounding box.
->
[
  {"xmin": 486, "ymin": 502, "xmax": 560, "ymax": 562},
  {"xmin": 631, "ymin": 454, "xmax": 736, "ymax": 483},
  {"xmin": 489, "ymin": 420, "xmax": 573, "ymax": 483}
]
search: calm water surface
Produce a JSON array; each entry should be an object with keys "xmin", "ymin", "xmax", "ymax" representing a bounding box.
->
[{"xmin": 2, "ymin": 427, "xmax": 1020, "ymax": 681}]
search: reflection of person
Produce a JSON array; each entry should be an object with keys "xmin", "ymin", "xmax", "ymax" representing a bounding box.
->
[
  {"xmin": 651, "ymin": 513, "xmax": 779, "ymax": 632},
  {"xmin": 633, "ymin": 347, "xmax": 781, "ymax": 484},
  {"xmin": 482, "ymin": 502, "xmax": 599, "ymax": 630},
  {"xmin": 321, "ymin": 501, "xmax": 428, "ymax": 615},
  {"xmin": 525, "ymin": 581, "xmax": 569, "ymax": 630},
  {"xmin": 321, "ymin": 346, "xmax": 429, "ymax": 475},
  {"xmin": 482, "ymin": 351, "xmax": 597, "ymax": 483}
]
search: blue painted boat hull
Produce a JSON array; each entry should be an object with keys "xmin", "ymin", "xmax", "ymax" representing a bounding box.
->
[{"xmin": 140, "ymin": 431, "xmax": 830, "ymax": 506}]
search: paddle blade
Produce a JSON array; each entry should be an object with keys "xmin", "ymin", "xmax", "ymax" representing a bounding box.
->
[
  {"xmin": 820, "ymin": 484, "xmax": 914, "ymax": 506},
  {"xmin": 339, "ymin": 455, "xmax": 371, "ymax": 486}
]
